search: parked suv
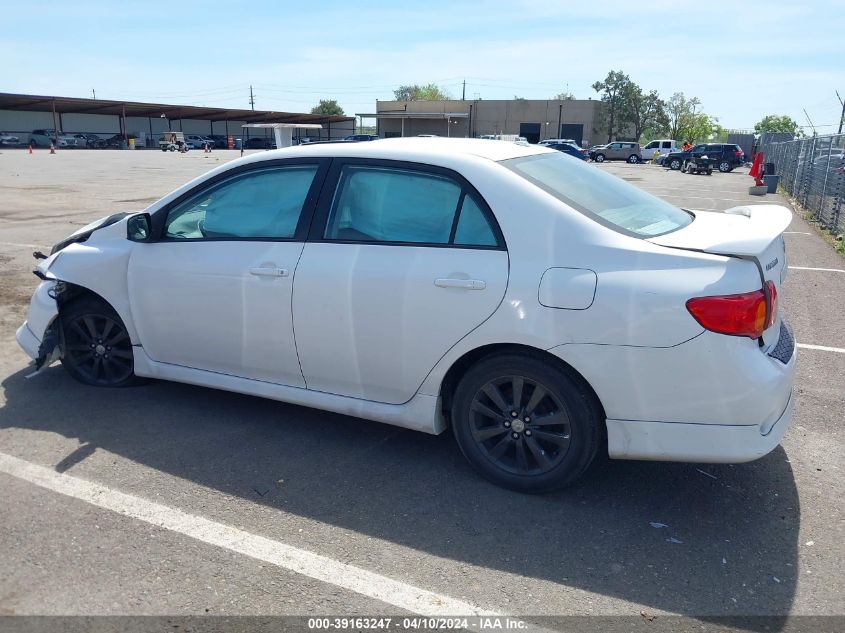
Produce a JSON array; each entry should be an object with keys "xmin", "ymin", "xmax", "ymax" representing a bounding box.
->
[
  {"xmin": 664, "ymin": 143, "xmax": 745, "ymax": 172},
  {"xmin": 589, "ymin": 141, "xmax": 642, "ymax": 163}
]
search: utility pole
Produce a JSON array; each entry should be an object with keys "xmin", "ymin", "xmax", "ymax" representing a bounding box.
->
[
  {"xmin": 249, "ymin": 85, "xmax": 255, "ymax": 111},
  {"xmin": 837, "ymin": 90, "xmax": 844, "ymax": 135},
  {"xmin": 803, "ymin": 108, "xmax": 817, "ymax": 137},
  {"xmin": 462, "ymin": 79, "xmax": 466, "ymax": 101},
  {"xmin": 92, "ymin": 88, "xmax": 96, "ymax": 99}
]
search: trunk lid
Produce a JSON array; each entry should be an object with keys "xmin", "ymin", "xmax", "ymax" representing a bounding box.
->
[{"xmin": 649, "ymin": 205, "xmax": 792, "ymax": 346}]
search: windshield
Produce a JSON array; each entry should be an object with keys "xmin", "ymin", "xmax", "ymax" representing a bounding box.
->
[{"xmin": 503, "ymin": 152, "xmax": 693, "ymax": 237}]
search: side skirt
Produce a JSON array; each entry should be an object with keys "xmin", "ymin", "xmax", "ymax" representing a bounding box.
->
[{"xmin": 133, "ymin": 347, "xmax": 445, "ymax": 435}]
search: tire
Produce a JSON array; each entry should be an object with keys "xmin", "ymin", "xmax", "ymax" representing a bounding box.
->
[
  {"xmin": 719, "ymin": 161, "xmax": 732, "ymax": 173},
  {"xmin": 594, "ymin": 154, "xmax": 605, "ymax": 163},
  {"xmin": 60, "ymin": 297, "xmax": 143, "ymax": 387},
  {"xmin": 707, "ymin": 169, "xmax": 713, "ymax": 175},
  {"xmin": 669, "ymin": 158, "xmax": 681, "ymax": 170},
  {"xmin": 627, "ymin": 154, "xmax": 640, "ymax": 164},
  {"xmin": 451, "ymin": 353, "xmax": 601, "ymax": 492}
]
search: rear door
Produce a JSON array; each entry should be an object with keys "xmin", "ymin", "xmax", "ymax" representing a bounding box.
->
[{"xmin": 292, "ymin": 160, "xmax": 509, "ymax": 404}]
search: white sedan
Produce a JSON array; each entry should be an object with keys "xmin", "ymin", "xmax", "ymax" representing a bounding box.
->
[{"xmin": 16, "ymin": 138, "xmax": 795, "ymax": 491}]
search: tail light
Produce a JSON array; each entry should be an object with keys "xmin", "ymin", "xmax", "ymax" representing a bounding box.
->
[
  {"xmin": 686, "ymin": 280, "xmax": 777, "ymax": 339},
  {"xmin": 735, "ymin": 151, "xmax": 743, "ymax": 157}
]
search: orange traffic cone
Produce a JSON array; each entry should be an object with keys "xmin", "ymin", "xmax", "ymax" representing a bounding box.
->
[
  {"xmin": 28, "ymin": 145, "xmax": 33, "ymax": 154},
  {"xmin": 49, "ymin": 143, "xmax": 56, "ymax": 155}
]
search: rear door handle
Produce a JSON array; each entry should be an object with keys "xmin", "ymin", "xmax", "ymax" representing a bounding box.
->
[
  {"xmin": 249, "ymin": 267, "xmax": 289, "ymax": 277},
  {"xmin": 434, "ymin": 278, "xmax": 486, "ymax": 290}
]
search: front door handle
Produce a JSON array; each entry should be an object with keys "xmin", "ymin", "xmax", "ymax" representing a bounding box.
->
[
  {"xmin": 434, "ymin": 278, "xmax": 486, "ymax": 290},
  {"xmin": 249, "ymin": 267, "xmax": 289, "ymax": 277}
]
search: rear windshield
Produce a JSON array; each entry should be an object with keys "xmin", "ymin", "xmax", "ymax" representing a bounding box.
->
[{"xmin": 502, "ymin": 152, "xmax": 693, "ymax": 237}]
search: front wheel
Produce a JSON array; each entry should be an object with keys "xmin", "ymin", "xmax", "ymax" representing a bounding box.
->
[
  {"xmin": 669, "ymin": 158, "xmax": 681, "ymax": 170},
  {"xmin": 451, "ymin": 354, "xmax": 601, "ymax": 492},
  {"xmin": 594, "ymin": 154, "xmax": 605, "ymax": 163},
  {"xmin": 60, "ymin": 298, "xmax": 142, "ymax": 387}
]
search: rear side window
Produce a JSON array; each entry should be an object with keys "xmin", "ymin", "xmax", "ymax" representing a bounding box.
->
[
  {"xmin": 662, "ymin": 141, "xmax": 672, "ymax": 149},
  {"xmin": 164, "ymin": 165, "xmax": 318, "ymax": 239},
  {"xmin": 323, "ymin": 165, "xmax": 500, "ymax": 247},
  {"xmin": 503, "ymin": 153, "xmax": 692, "ymax": 237}
]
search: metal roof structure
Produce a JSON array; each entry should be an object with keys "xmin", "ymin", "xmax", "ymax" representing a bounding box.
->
[
  {"xmin": 355, "ymin": 112, "xmax": 469, "ymax": 119},
  {"xmin": 0, "ymin": 92, "xmax": 353, "ymax": 125}
]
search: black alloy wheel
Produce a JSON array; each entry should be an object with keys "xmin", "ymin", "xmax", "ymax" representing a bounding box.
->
[
  {"xmin": 452, "ymin": 354, "xmax": 600, "ymax": 492},
  {"xmin": 60, "ymin": 298, "xmax": 139, "ymax": 387}
]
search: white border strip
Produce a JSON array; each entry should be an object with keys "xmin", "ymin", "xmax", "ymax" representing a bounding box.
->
[
  {"xmin": 797, "ymin": 343, "xmax": 845, "ymax": 354},
  {"xmin": 0, "ymin": 451, "xmax": 497, "ymax": 617}
]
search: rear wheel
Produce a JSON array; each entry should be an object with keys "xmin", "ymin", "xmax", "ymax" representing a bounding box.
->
[
  {"xmin": 451, "ymin": 354, "xmax": 600, "ymax": 492},
  {"xmin": 627, "ymin": 154, "xmax": 640, "ymax": 164},
  {"xmin": 60, "ymin": 298, "xmax": 142, "ymax": 387},
  {"xmin": 594, "ymin": 153, "xmax": 605, "ymax": 163},
  {"xmin": 669, "ymin": 158, "xmax": 681, "ymax": 170},
  {"xmin": 719, "ymin": 161, "xmax": 732, "ymax": 173}
]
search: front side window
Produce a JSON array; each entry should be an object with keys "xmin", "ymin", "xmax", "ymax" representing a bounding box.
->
[
  {"xmin": 503, "ymin": 152, "xmax": 692, "ymax": 237},
  {"xmin": 323, "ymin": 165, "xmax": 499, "ymax": 247},
  {"xmin": 164, "ymin": 165, "xmax": 318, "ymax": 240}
]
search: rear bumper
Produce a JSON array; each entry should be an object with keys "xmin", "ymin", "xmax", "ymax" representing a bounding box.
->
[
  {"xmin": 606, "ymin": 389, "xmax": 794, "ymax": 462},
  {"xmin": 549, "ymin": 322, "xmax": 795, "ymax": 462}
]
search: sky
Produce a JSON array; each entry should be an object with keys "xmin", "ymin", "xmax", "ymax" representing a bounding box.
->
[{"xmin": 2, "ymin": 0, "xmax": 843, "ymax": 132}]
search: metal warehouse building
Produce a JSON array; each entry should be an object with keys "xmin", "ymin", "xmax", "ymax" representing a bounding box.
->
[
  {"xmin": 0, "ymin": 92, "xmax": 354, "ymax": 147},
  {"xmin": 365, "ymin": 99, "xmax": 605, "ymax": 146}
]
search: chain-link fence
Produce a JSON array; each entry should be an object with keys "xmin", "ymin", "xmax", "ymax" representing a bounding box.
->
[{"xmin": 765, "ymin": 134, "xmax": 845, "ymax": 234}]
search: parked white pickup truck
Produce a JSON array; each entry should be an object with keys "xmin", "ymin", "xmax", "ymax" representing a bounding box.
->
[{"xmin": 641, "ymin": 139, "xmax": 679, "ymax": 162}]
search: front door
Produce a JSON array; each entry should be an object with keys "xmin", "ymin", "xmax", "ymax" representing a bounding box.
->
[
  {"xmin": 293, "ymin": 161, "xmax": 509, "ymax": 404},
  {"xmin": 128, "ymin": 161, "xmax": 326, "ymax": 386}
]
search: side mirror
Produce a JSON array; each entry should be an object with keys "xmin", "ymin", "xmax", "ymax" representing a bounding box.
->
[{"xmin": 127, "ymin": 213, "xmax": 152, "ymax": 242}]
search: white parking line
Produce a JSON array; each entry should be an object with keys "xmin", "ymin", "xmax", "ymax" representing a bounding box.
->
[
  {"xmin": 797, "ymin": 343, "xmax": 845, "ymax": 354},
  {"xmin": 0, "ymin": 241, "xmax": 45, "ymax": 250},
  {"xmin": 789, "ymin": 266, "xmax": 845, "ymax": 273},
  {"xmin": 783, "ymin": 232, "xmax": 812, "ymax": 235},
  {"xmin": 0, "ymin": 451, "xmax": 497, "ymax": 617}
]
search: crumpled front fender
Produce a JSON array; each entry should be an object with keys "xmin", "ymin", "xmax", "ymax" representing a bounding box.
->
[{"xmin": 16, "ymin": 279, "xmax": 61, "ymax": 366}]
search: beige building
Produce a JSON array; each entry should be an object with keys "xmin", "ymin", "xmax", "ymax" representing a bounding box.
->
[{"xmin": 366, "ymin": 99, "xmax": 605, "ymax": 147}]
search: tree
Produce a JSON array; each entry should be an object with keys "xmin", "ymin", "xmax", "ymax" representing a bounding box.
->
[
  {"xmin": 393, "ymin": 83, "xmax": 451, "ymax": 101},
  {"xmin": 311, "ymin": 99, "xmax": 344, "ymax": 116},
  {"xmin": 513, "ymin": 95, "xmax": 526, "ymax": 100},
  {"xmin": 554, "ymin": 90, "xmax": 575, "ymax": 100},
  {"xmin": 623, "ymin": 85, "xmax": 668, "ymax": 141},
  {"xmin": 681, "ymin": 112, "xmax": 718, "ymax": 144},
  {"xmin": 754, "ymin": 114, "xmax": 800, "ymax": 136},
  {"xmin": 592, "ymin": 70, "xmax": 633, "ymax": 142},
  {"xmin": 666, "ymin": 92, "xmax": 701, "ymax": 141}
]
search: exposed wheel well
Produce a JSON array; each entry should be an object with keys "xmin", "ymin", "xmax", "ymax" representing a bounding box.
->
[
  {"xmin": 53, "ymin": 282, "xmax": 114, "ymax": 313},
  {"xmin": 439, "ymin": 343, "xmax": 606, "ymax": 430}
]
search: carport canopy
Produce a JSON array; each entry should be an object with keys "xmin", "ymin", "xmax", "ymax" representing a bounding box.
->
[{"xmin": 0, "ymin": 92, "xmax": 352, "ymax": 126}]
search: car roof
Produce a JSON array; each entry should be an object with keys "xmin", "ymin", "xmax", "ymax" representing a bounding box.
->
[{"xmin": 238, "ymin": 137, "xmax": 546, "ymax": 164}]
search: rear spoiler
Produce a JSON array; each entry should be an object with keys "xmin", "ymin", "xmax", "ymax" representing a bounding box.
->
[{"xmin": 648, "ymin": 205, "xmax": 792, "ymax": 257}]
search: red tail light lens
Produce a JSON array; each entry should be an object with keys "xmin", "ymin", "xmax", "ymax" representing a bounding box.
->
[
  {"xmin": 686, "ymin": 289, "xmax": 768, "ymax": 338},
  {"xmin": 766, "ymin": 280, "xmax": 778, "ymax": 329}
]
